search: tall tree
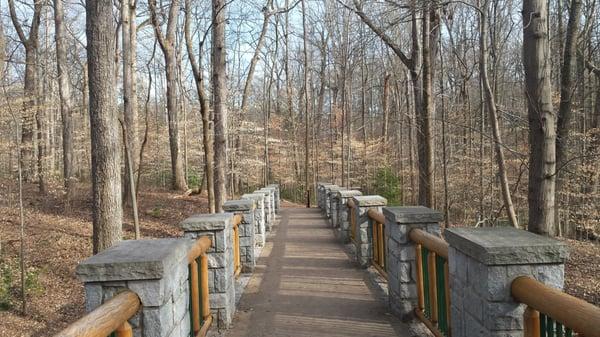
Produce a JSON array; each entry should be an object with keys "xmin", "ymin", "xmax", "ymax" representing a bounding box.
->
[
  {"xmin": 122, "ymin": 0, "xmax": 140, "ymax": 202},
  {"xmin": 523, "ymin": 0, "xmax": 556, "ymax": 235},
  {"xmin": 478, "ymin": 0, "xmax": 519, "ymax": 228},
  {"xmin": 149, "ymin": 0, "xmax": 188, "ymax": 191},
  {"xmin": 54, "ymin": 0, "xmax": 75, "ymax": 203},
  {"xmin": 8, "ymin": 0, "xmax": 43, "ymax": 189},
  {"xmin": 184, "ymin": 0, "xmax": 216, "ymax": 213},
  {"xmin": 86, "ymin": 0, "xmax": 123, "ymax": 252},
  {"xmin": 212, "ymin": 0, "xmax": 228, "ymax": 211}
]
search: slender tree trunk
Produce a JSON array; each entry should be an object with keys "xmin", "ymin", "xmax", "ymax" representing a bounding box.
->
[
  {"xmin": 184, "ymin": 0, "xmax": 215, "ymax": 212},
  {"xmin": 418, "ymin": 2, "xmax": 434, "ymax": 207},
  {"xmin": 212, "ymin": 0, "xmax": 228, "ymax": 211},
  {"xmin": 301, "ymin": 0, "xmax": 310, "ymax": 206},
  {"xmin": 479, "ymin": 0, "xmax": 519, "ymax": 228},
  {"xmin": 523, "ymin": 0, "xmax": 556, "ymax": 236},
  {"xmin": 149, "ymin": 0, "xmax": 187, "ymax": 191},
  {"xmin": 555, "ymin": 0, "xmax": 582, "ymax": 236},
  {"xmin": 9, "ymin": 0, "xmax": 42, "ymax": 185},
  {"xmin": 122, "ymin": 0, "xmax": 139, "ymax": 203},
  {"xmin": 54, "ymin": 0, "xmax": 75, "ymax": 204},
  {"xmin": 86, "ymin": 0, "xmax": 123, "ymax": 253}
]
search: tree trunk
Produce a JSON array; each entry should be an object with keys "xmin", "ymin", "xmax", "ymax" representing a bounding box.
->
[
  {"xmin": 149, "ymin": 0, "xmax": 187, "ymax": 191},
  {"xmin": 8, "ymin": 0, "xmax": 42, "ymax": 185},
  {"xmin": 86, "ymin": 0, "xmax": 123, "ymax": 253},
  {"xmin": 301, "ymin": 0, "xmax": 310, "ymax": 206},
  {"xmin": 523, "ymin": 0, "xmax": 556, "ymax": 236},
  {"xmin": 184, "ymin": 0, "xmax": 215, "ymax": 212},
  {"xmin": 54, "ymin": 0, "xmax": 75, "ymax": 203},
  {"xmin": 555, "ymin": 0, "xmax": 581, "ymax": 236},
  {"xmin": 478, "ymin": 0, "xmax": 519, "ymax": 228},
  {"xmin": 212, "ymin": 0, "xmax": 228, "ymax": 211},
  {"xmin": 418, "ymin": 2, "xmax": 434, "ymax": 207},
  {"xmin": 122, "ymin": 0, "xmax": 139, "ymax": 202}
]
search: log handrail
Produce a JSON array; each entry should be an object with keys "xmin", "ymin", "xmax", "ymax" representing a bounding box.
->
[
  {"xmin": 54, "ymin": 290, "xmax": 141, "ymax": 337},
  {"xmin": 366, "ymin": 209, "xmax": 385, "ymax": 224},
  {"xmin": 409, "ymin": 228, "xmax": 449, "ymax": 259},
  {"xmin": 512, "ymin": 276, "xmax": 600, "ymax": 337},
  {"xmin": 187, "ymin": 236, "xmax": 212, "ymax": 263}
]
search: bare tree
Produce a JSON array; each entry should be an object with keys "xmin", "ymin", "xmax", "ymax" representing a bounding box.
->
[
  {"xmin": 212, "ymin": 0, "xmax": 228, "ymax": 211},
  {"xmin": 478, "ymin": 0, "xmax": 519, "ymax": 228},
  {"xmin": 184, "ymin": 0, "xmax": 216, "ymax": 212},
  {"xmin": 149, "ymin": 0, "xmax": 188, "ymax": 191},
  {"xmin": 8, "ymin": 0, "xmax": 43, "ymax": 189},
  {"xmin": 523, "ymin": 0, "xmax": 556, "ymax": 235},
  {"xmin": 86, "ymin": 0, "xmax": 123, "ymax": 252},
  {"xmin": 54, "ymin": 0, "xmax": 75, "ymax": 206}
]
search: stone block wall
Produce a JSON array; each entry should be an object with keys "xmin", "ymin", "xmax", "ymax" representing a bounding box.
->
[
  {"xmin": 76, "ymin": 239, "xmax": 193, "ymax": 337},
  {"xmin": 351, "ymin": 195, "xmax": 387, "ymax": 268},
  {"xmin": 325, "ymin": 185, "xmax": 341, "ymax": 218},
  {"xmin": 241, "ymin": 193, "xmax": 266, "ymax": 247},
  {"xmin": 180, "ymin": 214, "xmax": 236, "ymax": 329},
  {"xmin": 329, "ymin": 188, "xmax": 346, "ymax": 227},
  {"xmin": 383, "ymin": 206, "xmax": 442, "ymax": 320},
  {"xmin": 444, "ymin": 227, "xmax": 568, "ymax": 337},
  {"xmin": 223, "ymin": 200, "xmax": 256, "ymax": 273}
]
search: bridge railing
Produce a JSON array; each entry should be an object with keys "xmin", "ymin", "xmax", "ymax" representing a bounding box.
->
[
  {"xmin": 367, "ymin": 209, "xmax": 387, "ymax": 279},
  {"xmin": 55, "ymin": 290, "xmax": 140, "ymax": 337},
  {"xmin": 232, "ymin": 214, "xmax": 243, "ymax": 278},
  {"xmin": 187, "ymin": 236, "xmax": 214, "ymax": 337},
  {"xmin": 511, "ymin": 276, "xmax": 600, "ymax": 337},
  {"xmin": 410, "ymin": 228, "xmax": 450, "ymax": 337}
]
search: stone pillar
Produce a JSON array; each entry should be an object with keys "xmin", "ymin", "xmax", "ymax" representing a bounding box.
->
[
  {"xmin": 329, "ymin": 188, "xmax": 347, "ymax": 227},
  {"xmin": 266, "ymin": 183, "xmax": 280, "ymax": 213},
  {"xmin": 324, "ymin": 185, "xmax": 341, "ymax": 218},
  {"xmin": 254, "ymin": 189, "xmax": 273, "ymax": 231},
  {"xmin": 334, "ymin": 189, "xmax": 362, "ymax": 242},
  {"xmin": 260, "ymin": 187, "xmax": 276, "ymax": 223},
  {"xmin": 76, "ymin": 239, "xmax": 192, "ymax": 337},
  {"xmin": 444, "ymin": 227, "xmax": 568, "ymax": 337},
  {"xmin": 180, "ymin": 214, "xmax": 236, "ymax": 328},
  {"xmin": 351, "ymin": 195, "xmax": 387, "ymax": 268},
  {"xmin": 241, "ymin": 193, "xmax": 266, "ymax": 247},
  {"xmin": 223, "ymin": 200, "xmax": 256, "ymax": 273},
  {"xmin": 383, "ymin": 206, "xmax": 443, "ymax": 320}
]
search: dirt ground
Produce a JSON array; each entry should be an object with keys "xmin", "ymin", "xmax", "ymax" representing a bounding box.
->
[{"xmin": 0, "ymin": 182, "xmax": 598, "ymax": 337}]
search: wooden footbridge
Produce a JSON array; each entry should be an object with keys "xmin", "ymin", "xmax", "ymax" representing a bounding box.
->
[{"xmin": 54, "ymin": 184, "xmax": 600, "ymax": 337}]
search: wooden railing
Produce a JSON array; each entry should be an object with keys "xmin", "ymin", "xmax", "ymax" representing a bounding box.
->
[
  {"xmin": 367, "ymin": 209, "xmax": 387, "ymax": 279},
  {"xmin": 410, "ymin": 228, "xmax": 451, "ymax": 337},
  {"xmin": 54, "ymin": 290, "xmax": 140, "ymax": 337},
  {"xmin": 512, "ymin": 276, "xmax": 600, "ymax": 337},
  {"xmin": 347, "ymin": 199, "xmax": 357, "ymax": 242},
  {"xmin": 187, "ymin": 236, "xmax": 214, "ymax": 337},
  {"xmin": 232, "ymin": 214, "xmax": 243, "ymax": 278}
]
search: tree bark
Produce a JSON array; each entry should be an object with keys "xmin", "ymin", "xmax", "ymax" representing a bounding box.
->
[
  {"xmin": 86, "ymin": 0, "xmax": 123, "ymax": 253},
  {"xmin": 523, "ymin": 0, "xmax": 556, "ymax": 236},
  {"xmin": 212, "ymin": 0, "xmax": 228, "ymax": 211}
]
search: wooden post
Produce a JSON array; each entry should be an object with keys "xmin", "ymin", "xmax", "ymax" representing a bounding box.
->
[
  {"xmin": 428, "ymin": 251, "xmax": 438, "ymax": 323},
  {"xmin": 190, "ymin": 260, "xmax": 200, "ymax": 333},
  {"xmin": 415, "ymin": 244, "xmax": 425, "ymax": 311},
  {"xmin": 115, "ymin": 321, "xmax": 133, "ymax": 337},
  {"xmin": 524, "ymin": 306, "xmax": 540, "ymax": 337},
  {"xmin": 378, "ymin": 222, "xmax": 384, "ymax": 267},
  {"xmin": 444, "ymin": 261, "xmax": 451, "ymax": 333},
  {"xmin": 201, "ymin": 254, "xmax": 210, "ymax": 321}
]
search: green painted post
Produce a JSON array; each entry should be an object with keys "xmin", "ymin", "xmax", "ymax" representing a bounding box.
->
[{"xmin": 422, "ymin": 247, "xmax": 431, "ymax": 318}]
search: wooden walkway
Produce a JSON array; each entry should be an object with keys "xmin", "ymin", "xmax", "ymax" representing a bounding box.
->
[{"xmin": 222, "ymin": 207, "xmax": 412, "ymax": 337}]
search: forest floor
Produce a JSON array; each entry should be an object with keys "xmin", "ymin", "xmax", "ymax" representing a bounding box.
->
[{"xmin": 0, "ymin": 181, "xmax": 598, "ymax": 337}]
